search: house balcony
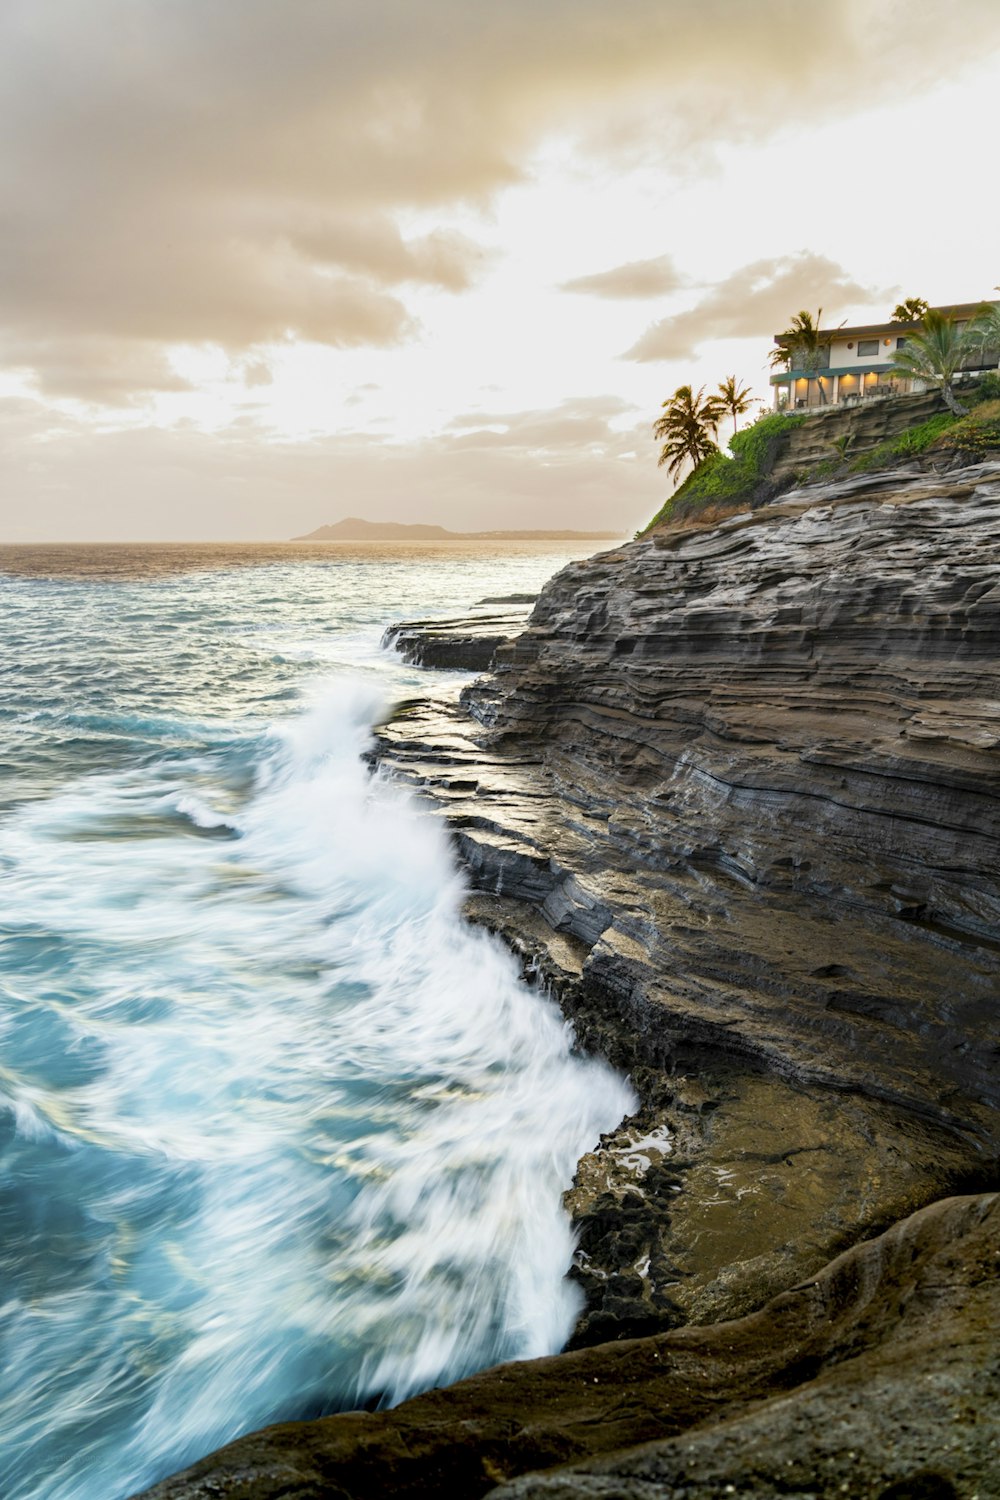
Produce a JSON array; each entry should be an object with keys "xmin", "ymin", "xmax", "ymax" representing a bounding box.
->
[{"xmin": 770, "ymin": 364, "xmax": 913, "ymax": 409}]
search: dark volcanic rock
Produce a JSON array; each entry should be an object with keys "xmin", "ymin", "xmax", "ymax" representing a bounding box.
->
[
  {"xmin": 142, "ymin": 463, "xmax": 1000, "ymax": 1498},
  {"xmin": 132, "ymin": 1194, "xmax": 1000, "ymax": 1500},
  {"xmin": 765, "ymin": 389, "xmax": 949, "ymax": 490},
  {"xmin": 375, "ymin": 462, "xmax": 1000, "ymax": 1339},
  {"xmin": 382, "ymin": 601, "xmax": 534, "ymax": 670}
]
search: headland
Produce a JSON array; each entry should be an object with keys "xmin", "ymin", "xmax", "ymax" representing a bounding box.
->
[
  {"xmin": 139, "ymin": 390, "xmax": 1000, "ymax": 1499},
  {"xmin": 294, "ymin": 518, "xmax": 623, "ymax": 543}
]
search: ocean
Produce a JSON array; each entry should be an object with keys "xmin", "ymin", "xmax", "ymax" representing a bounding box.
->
[{"xmin": 0, "ymin": 542, "xmax": 633, "ymax": 1500}]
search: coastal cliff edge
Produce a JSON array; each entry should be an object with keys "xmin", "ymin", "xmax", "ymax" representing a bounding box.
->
[{"xmin": 136, "ymin": 459, "xmax": 1000, "ymax": 1499}]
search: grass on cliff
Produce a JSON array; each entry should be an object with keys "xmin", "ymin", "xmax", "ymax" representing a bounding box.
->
[
  {"xmin": 642, "ymin": 376, "xmax": 1000, "ymax": 537},
  {"xmin": 929, "ymin": 397, "xmax": 1000, "ymax": 460},
  {"xmin": 845, "ymin": 384, "xmax": 1000, "ymax": 474},
  {"xmin": 642, "ymin": 412, "xmax": 803, "ymax": 533},
  {"xmin": 843, "ymin": 411, "xmax": 958, "ymax": 475}
]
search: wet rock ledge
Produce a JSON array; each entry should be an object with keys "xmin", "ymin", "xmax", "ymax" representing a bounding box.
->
[
  {"xmin": 135, "ymin": 1194, "xmax": 1000, "ymax": 1500},
  {"xmin": 382, "ymin": 594, "xmax": 536, "ymax": 670},
  {"xmin": 137, "ymin": 462, "xmax": 1000, "ymax": 1498}
]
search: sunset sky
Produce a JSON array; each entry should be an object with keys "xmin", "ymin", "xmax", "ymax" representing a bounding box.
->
[{"xmin": 2, "ymin": 0, "xmax": 1000, "ymax": 541}]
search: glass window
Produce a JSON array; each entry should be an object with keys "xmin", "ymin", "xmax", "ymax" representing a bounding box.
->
[
  {"xmin": 857, "ymin": 338, "xmax": 879, "ymax": 357},
  {"xmin": 896, "ymin": 336, "xmax": 908, "ymax": 349}
]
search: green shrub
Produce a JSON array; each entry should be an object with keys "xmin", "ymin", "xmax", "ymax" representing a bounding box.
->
[
  {"xmin": 642, "ymin": 411, "xmax": 802, "ymax": 532},
  {"xmin": 972, "ymin": 371, "xmax": 1000, "ymax": 403},
  {"xmin": 848, "ymin": 412, "xmax": 957, "ymax": 473},
  {"xmin": 930, "ymin": 398, "xmax": 1000, "ymax": 459}
]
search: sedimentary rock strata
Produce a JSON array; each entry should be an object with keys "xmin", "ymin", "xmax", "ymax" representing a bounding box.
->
[
  {"xmin": 375, "ymin": 462, "xmax": 1000, "ymax": 1339},
  {"xmin": 133, "ymin": 1193, "xmax": 1000, "ymax": 1499},
  {"xmin": 765, "ymin": 388, "xmax": 948, "ymax": 489},
  {"xmin": 382, "ymin": 597, "xmax": 535, "ymax": 670},
  {"xmin": 139, "ymin": 458, "xmax": 1000, "ymax": 1497}
]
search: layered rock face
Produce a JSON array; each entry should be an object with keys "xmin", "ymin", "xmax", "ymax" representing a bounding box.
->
[
  {"xmin": 382, "ymin": 596, "xmax": 534, "ymax": 670},
  {"xmin": 766, "ymin": 389, "xmax": 947, "ymax": 486},
  {"xmin": 376, "ymin": 461, "xmax": 1000, "ymax": 1341},
  {"xmin": 136, "ymin": 461, "xmax": 1000, "ymax": 1498},
  {"xmin": 135, "ymin": 1193, "xmax": 999, "ymax": 1499},
  {"xmin": 464, "ymin": 462, "xmax": 1000, "ymax": 1120}
]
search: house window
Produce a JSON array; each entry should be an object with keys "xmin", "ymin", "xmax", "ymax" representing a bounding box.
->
[
  {"xmin": 857, "ymin": 338, "xmax": 879, "ymax": 357},
  {"xmin": 896, "ymin": 336, "xmax": 908, "ymax": 349}
]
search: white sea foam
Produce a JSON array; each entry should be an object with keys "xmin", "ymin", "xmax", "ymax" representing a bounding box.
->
[{"xmin": 0, "ymin": 674, "xmax": 634, "ymax": 1500}]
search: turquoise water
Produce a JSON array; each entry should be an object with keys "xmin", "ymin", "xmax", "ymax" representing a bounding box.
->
[{"xmin": 0, "ymin": 543, "xmax": 633, "ymax": 1500}]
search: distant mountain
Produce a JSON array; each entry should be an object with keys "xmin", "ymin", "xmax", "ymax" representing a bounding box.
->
[{"xmin": 293, "ymin": 517, "xmax": 622, "ymax": 542}]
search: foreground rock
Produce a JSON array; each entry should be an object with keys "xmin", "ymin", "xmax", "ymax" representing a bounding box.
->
[
  {"xmin": 133, "ymin": 1194, "xmax": 999, "ymax": 1499},
  {"xmin": 376, "ymin": 462, "xmax": 1000, "ymax": 1342},
  {"xmin": 382, "ymin": 597, "xmax": 536, "ymax": 670},
  {"xmin": 140, "ymin": 461, "xmax": 1000, "ymax": 1496}
]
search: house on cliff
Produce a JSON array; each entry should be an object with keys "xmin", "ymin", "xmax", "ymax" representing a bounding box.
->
[{"xmin": 770, "ymin": 301, "xmax": 1000, "ymax": 410}]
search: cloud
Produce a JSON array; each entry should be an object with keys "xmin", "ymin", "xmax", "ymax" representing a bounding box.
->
[
  {"xmin": 0, "ymin": 394, "xmax": 656, "ymax": 541},
  {"xmin": 0, "ymin": 337, "xmax": 196, "ymax": 404},
  {"xmin": 560, "ymin": 254, "xmax": 686, "ymax": 300},
  {"xmin": 446, "ymin": 395, "xmax": 638, "ymax": 448},
  {"xmin": 624, "ymin": 253, "xmax": 887, "ymax": 362},
  {"xmin": 2, "ymin": 1, "xmax": 999, "ymax": 399}
]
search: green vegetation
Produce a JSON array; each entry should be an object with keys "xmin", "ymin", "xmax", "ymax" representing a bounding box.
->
[
  {"xmin": 972, "ymin": 294, "xmax": 1000, "ymax": 364},
  {"xmin": 889, "ymin": 309, "xmax": 982, "ymax": 415},
  {"xmin": 642, "ymin": 411, "xmax": 803, "ymax": 532},
  {"xmin": 642, "ymin": 375, "xmax": 1000, "ymax": 535},
  {"xmin": 844, "ymin": 380, "xmax": 1000, "ymax": 474},
  {"xmin": 891, "ymin": 296, "xmax": 929, "ymax": 323},
  {"xmin": 653, "ymin": 385, "xmax": 724, "ymax": 480},
  {"xmin": 975, "ymin": 370, "xmax": 1000, "ymax": 401},
  {"xmin": 846, "ymin": 412, "xmax": 958, "ymax": 473},
  {"xmin": 929, "ymin": 398, "xmax": 1000, "ymax": 460},
  {"xmin": 769, "ymin": 309, "xmax": 833, "ymax": 404},
  {"xmin": 717, "ymin": 375, "xmax": 756, "ymax": 436},
  {"xmin": 644, "ymin": 295, "xmax": 1000, "ymax": 536}
]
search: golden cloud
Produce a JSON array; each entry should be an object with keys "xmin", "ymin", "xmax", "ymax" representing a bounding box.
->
[
  {"xmin": 624, "ymin": 253, "xmax": 888, "ymax": 361},
  {"xmin": 560, "ymin": 255, "xmax": 686, "ymax": 300},
  {"xmin": 0, "ymin": 393, "xmax": 653, "ymax": 540},
  {"xmin": 2, "ymin": 1, "xmax": 998, "ymax": 398}
]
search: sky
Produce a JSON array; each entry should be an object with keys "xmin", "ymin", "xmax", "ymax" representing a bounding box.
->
[{"xmin": 2, "ymin": 0, "xmax": 1000, "ymax": 542}]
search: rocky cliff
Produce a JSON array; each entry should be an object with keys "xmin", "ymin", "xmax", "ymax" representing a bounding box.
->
[
  {"xmin": 766, "ymin": 389, "xmax": 949, "ymax": 486},
  {"xmin": 136, "ymin": 459, "xmax": 1000, "ymax": 1498},
  {"xmin": 375, "ymin": 459, "xmax": 1000, "ymax": 1342},
  {"xmin": 133, "ymin": 1193, "xmax": 1000, "ymax": 1500}
]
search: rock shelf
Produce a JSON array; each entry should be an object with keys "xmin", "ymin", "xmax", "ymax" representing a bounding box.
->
[{"xmin": 137, "ymin": 460, "xmax": 1000, "ymax": 1499}]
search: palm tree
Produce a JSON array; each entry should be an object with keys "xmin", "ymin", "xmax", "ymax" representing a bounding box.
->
[
  {"xmin": 716, "ymin": 375, "xmax": 755, "ymax": 438},
  {"xmin": 891, "ymin": 297, "xmax": 930, "ymax": 324},
  {"xmin": 970, "ymin": 289, "xmax": 1000, "ymax": 359},
  {"xmin": 653, "ymin": 385, "xmax": 723, "ymax": 482},
  {"xmin": 769, "ymin": 309, "xmax": 831, "ymax": 404},
  {"xmin": 889, "ymin": 309, "xmax": 980, "ymax": 416}
]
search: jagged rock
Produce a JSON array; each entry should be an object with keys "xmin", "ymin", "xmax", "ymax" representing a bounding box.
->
[
  {"xmin": 492, "ymin": 1194, "xmax": 1000, "ymax": 1500},
  {"xmin": 765, "ymin": 389, "xmax": 948, "ymax": 489},
  {"xmin": 382, "ymin": 601, "xmax": 534, "ymax": 670},
  {"xmin": 141, "ymin": 461, "xmax": 1000, "ymax": 1497},
  {"xmin": 131, "ymin": 1194, "xmax": 1000, "ymax": 1500},
  {"xmin": 375, "ymin": 462, "xmax": 1000, "ymax": 1338}
]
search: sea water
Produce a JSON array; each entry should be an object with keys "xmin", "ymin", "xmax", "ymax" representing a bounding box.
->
[{"xmin": 0, "ymin": 542, "xmax": 634, "ymax": 1500}]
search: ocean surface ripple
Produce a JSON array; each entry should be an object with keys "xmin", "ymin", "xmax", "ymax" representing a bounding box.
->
[{"xmin": 0, "ymin": 543, "xmax": 634, "ymax": 1500}]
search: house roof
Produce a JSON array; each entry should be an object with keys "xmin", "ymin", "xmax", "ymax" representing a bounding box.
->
[{"xmin": 772, "ymin": 302, "xmax": 996, "ymax": 345}]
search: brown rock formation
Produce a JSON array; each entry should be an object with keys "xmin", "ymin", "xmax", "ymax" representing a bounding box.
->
[
  {"xmin": 132, "ymin": 1194, "xmax": 999, "ymax": 1499},
  {"xmin": 135, "ymin": 458, "xmax": 1000, "ymax": 1497},
  {"xmin": 382, "ymin": 598, "xmax": 535, "ymax": 671},
  {"xmin": 373, "ymin": 460, "xmax": 1000, "ymax": 1343},
  {"xmin": 766, "ymin": 389, "xmax": 948, "ymax": 487}
]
